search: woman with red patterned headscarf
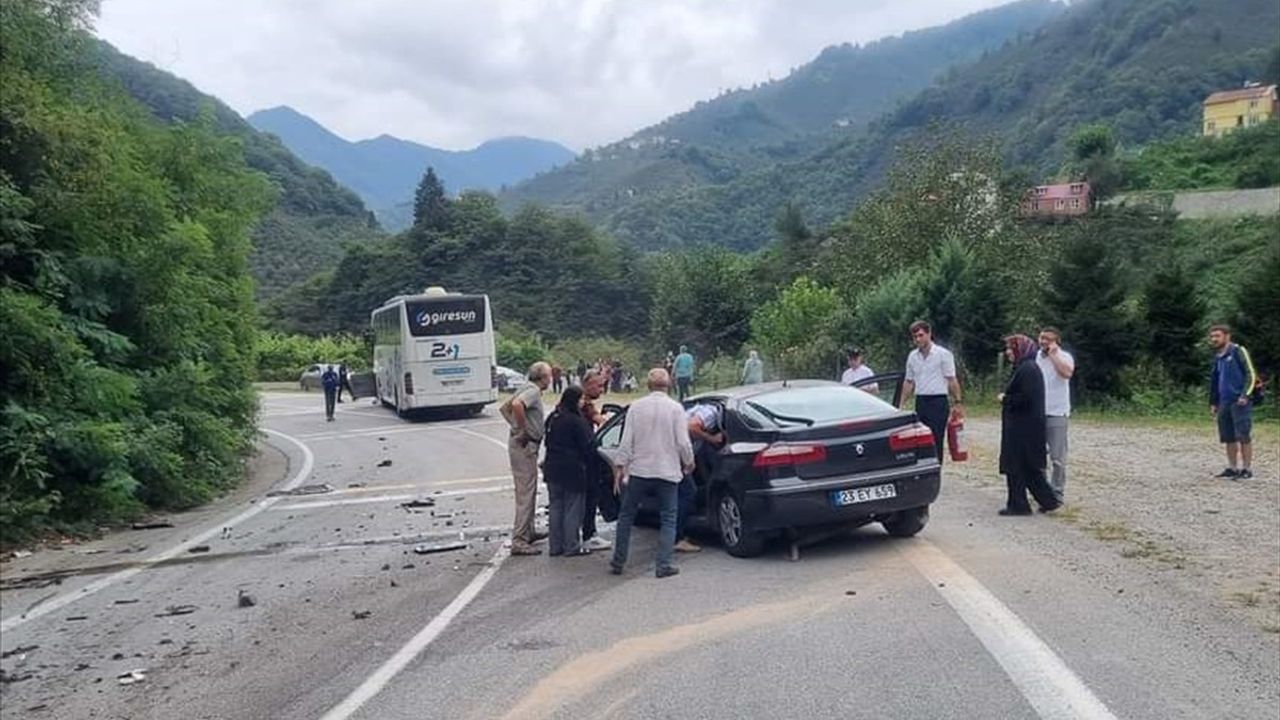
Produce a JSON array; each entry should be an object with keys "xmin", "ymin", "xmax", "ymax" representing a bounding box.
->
[{"xmin": 997, "ymin": 334, "xmax": 1061, "ymax": 515}]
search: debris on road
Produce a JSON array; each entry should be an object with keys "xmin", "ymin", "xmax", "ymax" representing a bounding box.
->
[
  {"xmin": 377, "ymin": 436, "xmax": 387, "ymax": 441},
  {"xmin": 155, "ymin": 605, "xmax": 198, "ymax": 618},
  {"xmin": 0, "ymin": 669, "xmax": 35, "ymax": 683},
  {"xmin": 845, "ymin": 591, "xmax": 857, "ymax": 596},
  {"xmin": 400, "ymin": 498, "xmax": 436, "ymax": 509},
  {"xmin": 348, "ymin": 482, "xmax": 366, "ymax": 489},
  {"xmin": 65, "ymin": 615, "xmax": 88, "ymax": 621},
  {"xmin": 380, "ymin": 563, "xmax": 391, "ymax": 571},
  {"xmin": 412, "ymin": 541, "xmax": 468, "ymax": 555},
  {"xmin": 266, "ymin": 483, "xmax": 334, "ymax": 497},
  {"xmin": 237, "ymin": 590, "xmax": 256, "ymax": 608},
  {"xmin": 130, "ymin": 521, "xmax": 174, "ymax": 530},
  {"xmin": 117, "ymin": 545, "xmax": 147, "ymax": 554},
  {"xmin": 376, "ymin": 459, "xmax": 393, "ymax": 468},
  {"xmin": 117, "ymin": 669, "xmax": 147, "ymax": 685},
  {"xmin": 10, "ymin": 549, "xmax": 33, "ymax": 559},
  {"xmin": 1, "ymin": 645, "xmax": 38, "ymax": 659},
  {"xmin": 352, "ymin": 610, "xmax": 372, "ymax": 620},
  {"xmin": 114, "ymin": 599, "xmax": 139, "ymax": 605},
  {"xmin": 389, "ymin": 579, "xmax": 399, "ymax": 587},
  {"xmin": 188, "ymin": 545, "xmax": 211, "ymax": 554}
]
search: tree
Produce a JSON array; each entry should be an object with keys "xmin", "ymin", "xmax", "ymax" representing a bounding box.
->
[
  {"xmin": 1234, "ymin": 245, "xmax": 1280, "ymax": 380},
  {"xmin": 412, "ymin": 166, "xmax": 449, "ymax": 231},
  {"xmin": 773, "ymin": 201, "xmax": 818, "ymax": 281},
  {"xmin": 1042, "ymin": 224, "xmax": 1137, "ymax": 397},
  {"xmin": 918, "ymin": 239, "xmax": 1008, "ymax": 375},
  {"xmin": 649, "ymin": 247, "xmax": 757, "ymax": 355},
  {"xmin": 1070, "ymin": 124, "xmax": 1121, "ymax": 201},
  {"xmin": 749, "ymin": 277, "xmax": 844, "ymax": 379},
  {"xmin": 1143, "ymin": 262, "xmax": 1205, "ymax": 387}
]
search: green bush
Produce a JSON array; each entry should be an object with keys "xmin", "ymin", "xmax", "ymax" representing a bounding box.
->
[{"xmin": 255, "ymin": 331, "xmax": 367, "ymax": 382}]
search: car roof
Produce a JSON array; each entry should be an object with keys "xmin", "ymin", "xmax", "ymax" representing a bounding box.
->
[{"xmin": 687, "ymin": 379, "xmax": 843, "ymax": 403}]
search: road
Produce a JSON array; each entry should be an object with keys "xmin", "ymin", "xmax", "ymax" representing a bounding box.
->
[{"xmin": 1, "ymin": 392, "xmax": 1276, "ymax": 719}]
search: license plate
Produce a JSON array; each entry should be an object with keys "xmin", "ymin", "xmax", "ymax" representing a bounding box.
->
[{"xmin": 831, "ymin": 483, "xmax": 897, "ymax": 507}]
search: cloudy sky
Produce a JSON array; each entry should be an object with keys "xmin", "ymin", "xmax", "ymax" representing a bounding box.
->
[{"xmin": 95, "ymin": 0, "xmax": 1011, "ymax": 152}]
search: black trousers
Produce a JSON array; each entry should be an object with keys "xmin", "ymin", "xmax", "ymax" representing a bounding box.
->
[
  {"xmin": 324, "ymin": 388, "xmax": 337, "ymax": 419},
  {"xmin": 677, "ymin": 377, "xmax": 691, "ymax": 402},
  {"xmin": 581, "ymin": 474, "xmax": 598, "ymax": 540},
  {"xmin": 915, "ymin": 395, "xmax": 949, "ymax": 463},
  {"xmin": 1006, "ymin": 468, "xmax": 1058, "ymax": 512}
]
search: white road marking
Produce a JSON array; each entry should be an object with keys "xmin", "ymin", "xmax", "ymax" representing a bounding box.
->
[
  {"xmin": 903, "ymin": 541, "xmax": 1119, "ymax": 720},
  {"xmin": 298, "ymin": 419, "xmax": 504, "ymax": 441},
  {"xmin": 0, "ymin": 428, "xmax": 315, "ymax": 632},
  {"xmin": 317, "ymin": 546, "xmax": 511, "ymax": 720},
  {"xmin": 327, "ymin": 476, "xmax": 510, "ymax": 496},
  {"xmin": 450, "ymin": 425, "xmax": 511, "ymax": 450},
  {"xmin": 269, "ymin": 484, "xmax": 509, "ymax": 511}
]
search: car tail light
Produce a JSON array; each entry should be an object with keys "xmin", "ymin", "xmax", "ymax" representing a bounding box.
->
[
  {"xmin": 889, "ymin": 423, "xmax": 934, "ymax": 452},
  {"xmin": 403, "ymin": 372, "xmax": 414, "ymax": 395},
  {"xmin": 753, "ymin": 443, "xmax": 828, "ymax": 468}
]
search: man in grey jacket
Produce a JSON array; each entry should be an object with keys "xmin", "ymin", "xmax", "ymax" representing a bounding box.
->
[{"xmin": 609, "ymin": 369, "xmax": 695, "ymax": 578}]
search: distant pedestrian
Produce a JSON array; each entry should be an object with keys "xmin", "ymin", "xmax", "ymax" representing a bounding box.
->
[
  {"xmin": 504, "ymin": 361, "xmax": 552, "ymax": 555},
  {"xmin": 899, "ymin": 321, "xmax": 963, "ymax": 462},
  {"xmin": 577, "ymin": 359, "xmax": 588, "ymax": 382},
  {"xmin": 997, "ymin": 335, "xmax": 1060, "ymax": 516},
  {"xmin": 609, "ymin": 369, "xmax": 694, "ymax": 579},
  {"xmin": 552, "ymin": 365, "xmax": 564, "ymax": 394},
  {"xmin": 674, "ymin": 345, "xmax": 696, "ymax": 402},
  {"xmin": 543, "ymin": 387, "xmax": 596, "ymax": 557},
  {"xmin": 578, "ymin": 369, "xmax": 612, "ymax": 552},
  {"xmin": 742, "ymin": 350, "xmax": 764, "ymax": 385},
  {"xmin": 841, "ymin": 348, "xmax": 877, "ymax": 393},
  {"xmin": 337, "ymin": 363, "xmax": 354, "ymax": 403},
  {"xmin": 1208, "ymin": 325, "xmax": 1259, "ymax": 480},
  {"xmin": 1036, "ymin": 328, "xmax": 1075, "ymax": 502},
  {"xmin": 321, "ymin": 365, "xmax": 340, "ymax": 421},
  {"xmin": 611, "ymin": 360, "xmax": 624, "ymax": 393}
]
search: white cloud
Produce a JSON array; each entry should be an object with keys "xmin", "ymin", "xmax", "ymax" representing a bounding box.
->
[{"xmin": 94, "ymin": 0, "xmax": 1011, "ymax": 151}]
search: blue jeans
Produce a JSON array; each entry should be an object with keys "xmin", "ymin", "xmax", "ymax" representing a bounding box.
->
[
  {"xmin": 676, "ymin": 473, "xmax": 696, "ymax": 539},
  {"xmin": 611, "ymin": 476, "xmax": 678, "ymax": 574}
]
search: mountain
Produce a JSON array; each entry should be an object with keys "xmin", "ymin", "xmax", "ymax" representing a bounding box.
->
[
  {"xmin": 499, "ymin": 0, "xmax": 1067, "ymax": 233},
  {"xmin": 89, "ymin": 42, "xmax": 384, "ymax": 299},
  {"xmin": 552, "ymin": 0, "xmax": 1280, "ymax": 252},
  {"xmin": 247, "ymin": 106, "xmax": 575, "ymax": 230}
]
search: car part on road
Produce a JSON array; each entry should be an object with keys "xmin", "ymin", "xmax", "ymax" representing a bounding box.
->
[
  {"xmin": 130, "ymin": 521, "xmax": 174, "ymax": 530},
  {"xmin": 412, "ymin": 541, "xmax": 468, "ymax": 555},
  {"xmin": 377, "ymin": 459, "xmax": 393, "ymax": 467},
  {"xmin": 154, "ymin": 604, "xmax": 198, "ymax": 617},
  {"xmin": 352, "ymin": 610, "xmax": 372, "ymax": 620},
  {"xmin": 400, "ymin": 498, "xmax": 436, "ymax": 509},
  {"xmin": 0, "ymin": 645, "xmax": 38, "ymax": 659},
  {"xmin": 237, "ymin": 590, "xmax": 256, "ymax": 608},
  {"xmin": 117, "ymin": 669, "xmax": 147, "ymax": 685},
  {"xmin": 881, "ymin": 505, "xmax": 930, "ymax": 537},
  {"xmin": 187, "ymin": 545, "xmax": 211, "ymax": 553},
  {"xmin": 266, "ymin": 483, "xmax": 334, "ymax": 497}
]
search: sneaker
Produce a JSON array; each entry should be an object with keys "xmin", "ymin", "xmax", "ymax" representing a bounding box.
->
[
  {"xmin": 674, "ymin": 539, "xmax": 702, "ymax": 553},
  {"xmin": 655, "ymin": 566, "xmax": 680, "ymax": 579},
  {"xmin": 1237, "ymin": 469, "xmax": 1254, "ymax": 480},
  {"xmin": 583, "ymin": 535, "xmax": 612, "ymax": 551},
  {"xmin": 1215, "ymin": 468, "xmax": 1240, "ymax": 479},
  {"xmin": 510, "ymin": 543, "xmax": 542, "ymax": 556}
]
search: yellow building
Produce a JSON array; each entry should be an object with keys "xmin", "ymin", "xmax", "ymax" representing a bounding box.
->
[{"xmin": 1202, "ymin": 84, "xmax": 1278, "ymax": 137}]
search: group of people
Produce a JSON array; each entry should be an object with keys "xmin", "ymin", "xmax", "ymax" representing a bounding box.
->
[{"xmin": 555, "ymin": 359, "xmax": 637, "ymax": 395}]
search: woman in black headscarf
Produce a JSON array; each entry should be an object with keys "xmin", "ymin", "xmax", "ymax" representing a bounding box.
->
[
  {"xmin": 543, "ymin": 386, "xmax": 597, "ymax": 555},
  {"xmin": 998, "ymin": 334, "xmax": 1061, "ymax": 516}
]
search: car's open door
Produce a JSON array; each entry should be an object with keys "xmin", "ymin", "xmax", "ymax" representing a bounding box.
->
[
  {"xmin": 592, "ymin": 408, "xmax": 628, "ymax": 522},
  {"xmin": 853, "ymin": 372, "xmax": 905, "ymax": 409}
]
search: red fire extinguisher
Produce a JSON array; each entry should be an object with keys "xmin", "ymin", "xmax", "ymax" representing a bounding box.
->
[{"xmin": 948, "ymin": 411, "xmax": 968, "ymax": 462}]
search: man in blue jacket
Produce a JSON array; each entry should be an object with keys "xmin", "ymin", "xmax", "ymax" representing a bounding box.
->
[
  {"xmin": 1208, "ymin": 325, "xmax": 1258, "ymax": 479},
  {"xmin": 321, "ymin": 365, "xmax": 340, "ymax": 422}
]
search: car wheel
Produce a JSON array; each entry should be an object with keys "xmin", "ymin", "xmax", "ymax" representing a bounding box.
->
[
  {"xmin": 716, "ymin": 489, "xmax": 764, "ymax": 558},
  {"xmin": 882, "ymin": 505, "xmax": 929, "ymax": 538}
]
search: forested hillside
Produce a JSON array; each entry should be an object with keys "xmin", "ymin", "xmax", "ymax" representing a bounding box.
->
[
  {"xmin": 554, "ymin": 0, "xmax": 1279, "ymax": 251},
  {"xmin": 500, "ymin": 0, "xmax": 1064, "ymax": 230},
  {"xmin": 249, "ymin": 105, "xmax": 575, "ymax": 231},
  {"xmin": 0, "ymin": 0, "xmax": 275, "ymax": 540},
  {"xmin": 90, "ymin": 44, "xmax": 384, "ymax": 298}
]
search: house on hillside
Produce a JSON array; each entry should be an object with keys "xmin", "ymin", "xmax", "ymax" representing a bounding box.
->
[
  {"xmin": 1022, "ymin": 182, "xmax": 1092, "ymax": 218},
  {"xmin": 1202, "ymin": 83, "xmax": 1278, "ymax": 137}
]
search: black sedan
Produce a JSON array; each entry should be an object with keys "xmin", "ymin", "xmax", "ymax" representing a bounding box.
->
[{"xmin": 592, "ymin": 375, "xmax": 941, "ymax": 557}]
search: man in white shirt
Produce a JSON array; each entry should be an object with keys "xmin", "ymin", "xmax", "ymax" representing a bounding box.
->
[
  {"xmin": 1037, "ymin": 328, "xmax": 1075, "ymax": 503},
  {"xmin": 840, "ymin": 348, "xmax": 877, "ymax": 393},
  {"xmin": 609, "ymin": 368, "xmax": 695, "ymax": 579},
  {"xmin": 899, "ymin": 321, "xmax": 964, "ymax": 463}
]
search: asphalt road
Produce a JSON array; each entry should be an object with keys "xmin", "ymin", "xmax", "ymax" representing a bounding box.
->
[{"xmin": 1, "ymin": 392, "xmax": 1276, "ymax": 719}]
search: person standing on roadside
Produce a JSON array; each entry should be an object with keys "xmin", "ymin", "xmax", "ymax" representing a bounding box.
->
[
  {"xmin": 610, "ymin": 369, "xmax": 694, "ymax": 579},
  {"xmin": 336, "ymin": 363, "xmax": 353, "ymax": 403},
  {"xmin": 321, "ymin": 365, "xmax": 340, "ymax": 422},
  {"xmin": 674, "ymin": 345, "xmax": 696, "ymax": 402},
  {"xmin": 742, "ymin": 350, "xmax": 764, "ymax": 385},
  {"xmin": 998, "ymin": 335, "xmax": 1060, "ymax": 516},
  {"xmin": 1036, "ymin": 328, "xmax": 1074, "ymax": 503},
  {"xmin": 1209, "ymin": 325, "xmax": 1259, "ymax": 480},
  {"xmin": 899, "ymin": 321, "xmax": 963, "ymax": 462},
  {"xmin": 841, "ymin": 348, "xmax": 878, "ymax": 394},
  {"xmin": 506, "ymin": 361, "xmax": 552, "ymax": 555},
  {"xmin": 578, "ymin": 369, "xmax": 612, "ymax": 552},
  {"xmin": 551, "ymin": 365, "xmax": 564, "ymax": 394},
  {"xmin": 543, "ymin": 387, "xmax": 596, "ymax": 557}
]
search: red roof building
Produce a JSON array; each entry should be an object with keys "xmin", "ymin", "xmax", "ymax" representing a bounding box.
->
[{"xmin": 1022, "ymin": 182, "xmax": 1092, "ymax": 217}]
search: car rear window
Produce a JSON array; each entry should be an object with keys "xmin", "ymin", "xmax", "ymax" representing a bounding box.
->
[{"xmin": 743, "ymin": 385, "xmax": 896, "ymax": 426}]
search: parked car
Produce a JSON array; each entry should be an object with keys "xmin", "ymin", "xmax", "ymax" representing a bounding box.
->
[
  {"xmin": 591, "ymin": 374, "xmax": 940, "ymax": 557},
  {"xmin": 494, "ymin": 365, "xmax": 526, "ymax": 393},
  {"xmin": 299, "ymin": 363, "xmax": 341, "ymax": 391}
]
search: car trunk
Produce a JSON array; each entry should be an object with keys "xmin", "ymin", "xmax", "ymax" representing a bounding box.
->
[{"xmin": 779, "ymin": 414, "xmax": 921, "ymax": 480}]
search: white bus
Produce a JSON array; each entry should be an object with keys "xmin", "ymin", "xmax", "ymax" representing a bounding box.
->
[{"xmin": 370, "ymin": 287, "xmax": 498, "ymax": 416}]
